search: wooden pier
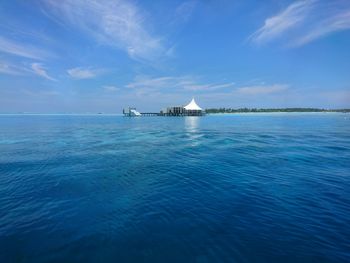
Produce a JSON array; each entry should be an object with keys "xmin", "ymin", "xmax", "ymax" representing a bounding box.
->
[
  {"xmin": 141, "ymin": 112, "xmax": 205, "ymax": 116},
  {"xmin": 140, "ymin": 112, "xmax": 160, "ymax": 116},
  {"xmin": 123, "ymin": 98, "xmax": 205, "ymax": 117}
]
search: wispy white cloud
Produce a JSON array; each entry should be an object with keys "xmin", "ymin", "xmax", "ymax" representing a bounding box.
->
[
  {"xmin": 21, "ymin": 88, "xmax": 60, "ymax": 97},
  {"xmin": 103, "ymin": 85, "xmax": 119, "ymax": 92},
  {"xmin": 249, "ymin": 0, "xmax": 315, "ymax": 44},
  {"xmin": 67, "ymin": 67, "xmax": 104, "ymax": 79},
  {"xmin": 0, "ymin": 36, "xmax": 53, "ymax": 60},
  {"xmin": 126, "ymin": 75, "xmax": 234, "ymax": 92},
  {"xmin": 174, "ymin": 0, "xmax": 198, "ymax": 25},
  {"xmin": 293, "ymin": 10, "xmax": 350, "ymax": 46},
  {"xmin": 127, "ymin": 76, "xmax": 181, "ymax": 89},
  {"xmin": 0, "ymin": 61, "xmax": 29, "ymax": 76},
  {"xmin": 183, "ymin": 82, "xmax": 235, "ymax": 91},
  {"xmin": 31, "ymin": 63, "xmax": 56, "ymax": 81},
  {"xmin": 236, "ymin": 84, "xmax": 289, "ymax": 95},
  {"xmin": 250, "ymin": 0, "xmax": 350, "ymax": 47},
  {"xmin": 0, "ymin": 60, "xmax": 57, "ymax": 80},
  {"xmin": 41, "ymin": 0, "xmax": 165, "ymax": 61}
]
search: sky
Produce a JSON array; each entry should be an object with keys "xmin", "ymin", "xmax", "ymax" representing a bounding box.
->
[{"xmin": 0, "ymin": 0, "xmax": 350, "ymax": 113}]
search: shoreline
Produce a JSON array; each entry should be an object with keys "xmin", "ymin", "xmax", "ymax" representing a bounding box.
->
[{"xmin": 0, "ymin": 112, "xmax": 349, "ymax": 116}]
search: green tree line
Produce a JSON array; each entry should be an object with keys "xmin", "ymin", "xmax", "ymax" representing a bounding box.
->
[{"xmin": 205, "ymin": 108, "xmax": 350, "ymax": 113}]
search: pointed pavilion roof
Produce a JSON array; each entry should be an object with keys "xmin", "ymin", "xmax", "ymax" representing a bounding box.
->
[{"xmin": 184, "ymin": 98, "xmax": 202, "ymax": 111}]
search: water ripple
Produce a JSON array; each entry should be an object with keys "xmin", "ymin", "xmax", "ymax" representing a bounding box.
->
[{"xmin": 0, "ymin": 114, "xmax": 349, "ymax": 262}]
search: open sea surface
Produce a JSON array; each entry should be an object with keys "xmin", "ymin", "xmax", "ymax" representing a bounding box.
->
[{"xmin": 0, "ymin": 113, "xmax": 349, "ymax": 262}]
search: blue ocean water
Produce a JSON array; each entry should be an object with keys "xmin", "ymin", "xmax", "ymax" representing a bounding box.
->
[{"xmin": 0, "ymin": 113, "xmax": 349, "ymax": 262}]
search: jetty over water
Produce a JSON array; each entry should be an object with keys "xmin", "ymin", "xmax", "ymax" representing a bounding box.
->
[
  {"xmin": 123, "ymin": 98, "xmax": 205, "ymax": 117},
  {"xmin": 139, "ymin": 112, "xmax": 160, "ymax": 116}
]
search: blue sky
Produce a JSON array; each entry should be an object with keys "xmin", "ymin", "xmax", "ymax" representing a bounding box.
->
[{"xmin": 0, "ymin": 0, "xmax": 350, "ymax": 113}]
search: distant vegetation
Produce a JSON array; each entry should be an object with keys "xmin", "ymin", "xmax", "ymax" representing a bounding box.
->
[{"xmin": 205, "ymin": 108, "xmax": 350, "ymax": 114}]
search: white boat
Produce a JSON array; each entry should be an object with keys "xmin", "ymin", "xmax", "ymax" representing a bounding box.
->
[
  {"xmin": 130, "ymin": 109, "xmax": 141, "ymax": 116},
  {"xmin": 123, "ymin": 107, "xmax": 142, "ymax": 117}
]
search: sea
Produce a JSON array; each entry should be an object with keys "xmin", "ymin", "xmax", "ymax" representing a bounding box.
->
[{"xmin": 0, "ymin": 113, "xmax": 349, "ymax": 262}]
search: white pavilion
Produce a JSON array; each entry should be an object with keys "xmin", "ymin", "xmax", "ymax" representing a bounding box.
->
[
  {"xmin": 184, "ymin": 98, "xmax": 204, "ymax": 116},
  {"xmin": 163, "ymin": 98, "xmax": 204, "ymax": 116}
]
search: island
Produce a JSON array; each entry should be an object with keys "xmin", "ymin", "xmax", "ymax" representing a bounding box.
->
[{"xmin": 205, "ymin": 108, "xmax": 350, "ymax": 114}]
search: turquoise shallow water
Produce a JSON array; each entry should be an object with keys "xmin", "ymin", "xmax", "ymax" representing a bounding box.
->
[{"xmin": 0, "ymin": 113, "xmax": 350, "ymax": 262}]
